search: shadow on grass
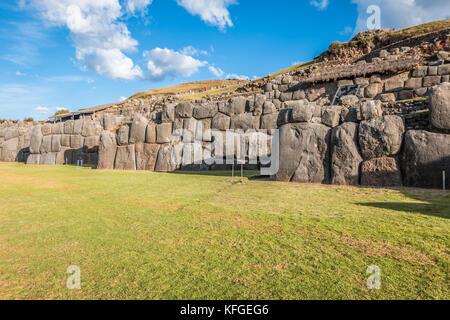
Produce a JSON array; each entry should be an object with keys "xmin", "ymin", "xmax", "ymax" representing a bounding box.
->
[{"xmin": 358, "ymin": 189, "xmax": 450, "ymax": 219}]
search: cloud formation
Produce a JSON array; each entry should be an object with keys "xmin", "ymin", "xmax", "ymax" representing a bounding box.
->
[
  {"xmin": 144, "ymin": 47, "xmax": 207, "ymax": 80},
  {"xmin": 176, "ymin": 0, "xmax": 236, "ymax": 30},
  {"xmin": 125, "ymin": 0, "xmax": 153, "ymax": 15},
  {"xmin": 208, "ymin": 66, "xmax": 224, "ymax": 77},
  {"xmin": 310, "ymin": 0, "xmax": 329, "ymax": 10},
  {"xmin": 31, "ymin": 0, "xmax": 144, "ymax": 80},
  {"xmin": 352, "ymin": 0, "xmax": 450, "ymax": 33}
]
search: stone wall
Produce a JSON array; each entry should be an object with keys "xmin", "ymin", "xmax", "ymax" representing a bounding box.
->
[{"xmin": 1, "ymin": 69, "xmax": 449, "ymax": 190}]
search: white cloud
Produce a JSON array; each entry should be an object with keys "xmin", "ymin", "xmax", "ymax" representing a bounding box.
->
[
  {"xmin": 176, "ymin": 0, "xmax": 236, "ymax": 30},
  {"xmin": 352, "ymin": 0, "xmax": 450, "ymax": 33},
  {"xmin": 125, "ymin": 0, "xmax": 153, "ymax": 15},
  {"xmin": 30, "ymin": 0, "xmax": 143, "ymax": 80},
  {"xmin": 16, "ymin": 71, "xmax": 25, "ymax": 76},
  {"xmin": 310, "ymin": 0, "xmax": 329, "ymax": 10},
  {"xmin": 35, "ymin": 106, "xmax": 51, "ymax": 114},
  {"xmin": 120, "ymin": 96, "xmax": 127, "ymax": 102},
  {"xmin": 181, "ymin": 46, "xmax": 209, "ymax": 56},
  {"xmin": 225, "ymin": 74, "xmax": 249, "ymax": 80},
  {"xmin": 209, "ymin": 66, "xmax": 224, "ymax": 77},
  {"xmin": 144, "ymin": 47, "xmax": 207, "ymax": 80},
  {"xmin": 338, "ymin": 26, "xmax": 353, "ymax": 36}
]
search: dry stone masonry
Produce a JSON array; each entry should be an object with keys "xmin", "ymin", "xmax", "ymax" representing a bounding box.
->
[{"xmin": 1, "ymin": 57, "xmax": 449, "ymax": 190}]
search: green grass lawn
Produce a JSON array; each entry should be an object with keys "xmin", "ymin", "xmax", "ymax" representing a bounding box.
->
[{"xmin": 0, "ymin": 162, "xmax": 448, "ymax": 300}]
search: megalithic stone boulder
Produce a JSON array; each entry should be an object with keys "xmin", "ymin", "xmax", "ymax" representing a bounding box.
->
[
  {"xmin": 193, "ymin": 103, "xmax": 218, "ymax": 119},
  {"xmin": 51, "ymin": 135, "xmax": 61, "ymax": 152},
  {"xmin": 64, "ymin": 120, "xmax": 74, "ymax": 134},
  {"xmin": 26, "ymin": 154, "xmax": 41, "ymax": 165},
  {"xmin": 114, "ymin": 144, "xmax": 136, "ymax": 170},
  {"xmin": 175, "ymin": 101, "xmax": 194, "ymax": 118},
  {"xmin": 116, "ymin": 125, "xmax": 130, "ymax": 146},
  {"xmin": 429, "ymin": 82, "xmax": 450, "ymax": 130},
  {"xmin": 98, "ymin": 131, "xmax": 117, "ymax": 170},
  {"xmin": 129, "ymin": 114, "xmax": 148, "ymax": 144},
  {"xmin": 331, "ymin": 122, "xmax": 363, "ymax": 185},
  {"xmin": 275, "ymin": 122, "xmax": 331, "ymax": 183},
  {"xmin": 361, "ymin": 157, "xmax": 403, "ymax": 187},
  {"xmin": 1, "ymin": 137, "xmax": 19, "ymax": 162},
  {"xmin": 135, "ymin": 143, "xmax": 160, "ymax": 171},
  {"xmin": 359, "ymin": 115, "xmax": 405, "ymax": 160},
  {"xmin": 39, "ymin": 152, "xmax": 57, "ymax": 165},
  {"xmin": 402, "ymin": 130, "xmax": 450, "ymax": 189},
  {"xmin": 40, "ymin": 135, "xmax": 52, "ymax": 153},
  {"xmin": 29, "ymin": 125, "xmax": 43, "ymax": 154}
]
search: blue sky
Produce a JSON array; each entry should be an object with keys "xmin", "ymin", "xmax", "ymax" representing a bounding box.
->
[{"xmin": 0, "ymin": 0, "xmax": 449, "ymax": 120}]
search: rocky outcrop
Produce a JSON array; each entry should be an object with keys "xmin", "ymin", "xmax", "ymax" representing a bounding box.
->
[{"xmin": 98, "ymin": 131, "xmax": 117, "ymax": 170}]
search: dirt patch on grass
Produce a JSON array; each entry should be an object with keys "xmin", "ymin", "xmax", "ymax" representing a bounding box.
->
[
  {"xmin": 0, "ymin": 174, "xmax": 71, "ymax": 190},
  {"xmin": 339, "ymin": 235, "xmax": 436, "ymax": 266}
]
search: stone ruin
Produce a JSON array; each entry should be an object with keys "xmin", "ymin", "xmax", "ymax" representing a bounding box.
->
[{"xmin": 1, "ymin": 47, "xmax": 449, "ymax": 190}]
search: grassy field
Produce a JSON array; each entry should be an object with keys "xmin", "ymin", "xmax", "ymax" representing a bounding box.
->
[{"xmin": 0, "ymin": 162, "xmax": 448, "ymax": 300}]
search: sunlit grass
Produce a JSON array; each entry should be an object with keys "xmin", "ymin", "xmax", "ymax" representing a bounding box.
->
[{"xmin": 0, "ymin": 162, "xmax": 448, "ymax": 300}]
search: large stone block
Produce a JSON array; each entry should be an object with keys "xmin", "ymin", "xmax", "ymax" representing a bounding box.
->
[
  {"xmin": 98, "ymin": 131, "xmax": 117, "ymax": 170},
  {"xmin": 322, "ymin": 106, "xmax": 343, "ymax": 128},
  {"xmin": 84, "ymin": 135, "xmax": 99, "ymax": 150},
  {"xmin": 116, "ymin": 125, "xmax": 129, "ymax": 146},
  {"xmin": 145, "ymin": 123, "xmax": 156, "ymax": 143},
  {"xmin": 212, "ymin": 113, "xmax": 230, "ymax": 131},
  {"xmin": 230, "ymin": 113, "xmax": 258, "ymax": 131},
  {"xmin": 429, "ymin": 82, "xmax": 450, "ymax": 130},
  {"xmin": 70, "ymin": 135, "xmax": 84, "ymax": 149},
  {"xmin": 364, "ymin": 83, "xmax": 381, "ymax": 98},
  {"xmin": 73, "ymin": 120, "xmax": 83, "ymax": 135},
  {"xmin": 51, "ymin": 122, "xmax": 63, "ymax": 135},
  {"xmin": 361, "ymin": 157, "xmax": 402, "ymax": 187},
  {"xmin": 114, "ymin": 145, "xmax": 136, "ymax": 170},
  {"xmin": 29, "ymin": 125, "xmax": 43, "ymax": 154},
  {"xmin": 438, "ymin": 64, "xmax": 450, "ymax": 76},
  {"xmin": 51, "ymin": 135, "xmax": 61, "ymax": 152},
  {"xmin": 357, "ymin": 100, "xmax": 383, "ymax": 121},
  {"xmin": 359, "ymin": 115, "xmax": 405, "ymax": 160},
  {"xmin": 135, "ymin": 143, "xmax": 160, "ymax": 171},
  {"xmin": 155, "ymin": 145, "xmax": 180, "ymax": 172},
  {"xmin": 129, "ymin": 114, "xmax": 148, "ymax": 144},
  {"xmin": 156, "ymin": 123, "xmax": 173, "ymax": 144},
  {"xmin": 175, "ymin": 102, "xmax": 194, "ymax": 118},
  {"xmin": 275, "ymin": 123, "xmax": 331, "ymax": 183},
  {"xmin": 331, "ymin": 122, "xmax": 362, "ymax": 185},
  {"xmin": 219, "ymin": 97, "xmax": 246, "ymax": 116},
  {"xmin": 61, "ymin": 134, "xmax": 70, "ymax": 147},
  {"xmin": 41, "ymin": 123, "xmax": 52, "ymax": 136},
  {"xmin": 193, "ymin": 103, "xmax": 218, "ymax": 119},
  {"xmin": 423, "ymin": 76, "xmax": 442, "ymax": 87},
  {"xmin": 40, "ymin": 135, "xmax": 52, "ymax": 153},
  {"xmin": 291, "ymin": 101, "xmax": 315, "ymax": 123},
  {"xmin": 82, "ymin": 120, "xmax": 101, "ymax": 137},
  {"xmin": 405, "ymin": 77, "xmax": 423, "ymax": 90},
  {"xmin": 260, "ymin": 113, "xmax": 279, "ymax": 131},
  {"xmin": 39, "ymin": 152, "xmax": 57, "ymax": 165},
  {"xmin": 64, "ymin": 120, "xmax": 74, "ymax": 134},
  {"xmin": 402, "ymin": 130, "xmax": 450, "ymax": 189},
  {"xmin": 162, "ymin": 104, "xmax": 175, "ymax": 122},
  {"xmin": 26, "ymin": 154, "xmax": 41, "ymax": 165}
]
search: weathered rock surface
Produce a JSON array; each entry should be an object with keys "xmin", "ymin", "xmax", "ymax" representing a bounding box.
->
[
  {"xmin": 291, "ymin": 101, "xmax": 315, "ymax": 123},
  {"xmin": 129, "ymin": 114, "xmax": 148, "ymax": 144},
  {"xmin": 331, "ymin": 122, "xmax": 362, "ymax": 185},
  {"xmin": 219, "ymin": 97, "xmax": 246, "ymax": 116},
  {"xmin": 29, "ymin": 125, "xmax": 42, "ymax": 154},
  {"xmin": 359, "ymin": 115, "xmax": 405, "ymax": 160},
  {"xmin": 357, "ymin": 100, "xmax": 383, "ymax": 121},
  {"xmin": 155, "ymin": 145, "xmax": 179, "ymax": 172},
  {"xmin": 40, "ymin": 135, "xmax": 52, "ymax": 153},
  {"xmin": 156, "ymin": 123, "xmax": 173, "ymax": 144},
  {"xmin": 98, "ymin": 131, "xmax": 117, "ymax": 170},
  {"xmin": 145, "ymin": 123, "xmax": 156, "ymax": 143},
  {"xmin": 212, "ymin": 113, "xmax": 230, "ymax": 131},
  {"xmin": 402, "ymin": 130, "xmax": 450, "ymax": 189},
  {"xmin": 114, "ymin": 145, "xmax": 136, "ymax": 170},
  {"xmin": 322, "ymin": 106, "xmax": 342, "ymax": 128},
  {"xmin": 175, "ymin": 102, "xmax": 194, "ymax": 118},
  {"xmin": 429, "ymin": 82, "xmax": 450, "ymax": 130},
  {"xmin": 275, "ymin": 123, "xmax": 331, "ymax": 183},
  {"xmin": 70, "ymin": 135, "xmax": 84, "ymax": 149},
  {"xmin": 193, "ymin": 103, "xmax": 218, "ymax": 119},
  {"xmin": 26, "ymin": 154, "xmax": 41, "ymax": 165},
  {"xmin": 135, "ymin": 143, "xmax": 160, "ymax": 171},
  {"xmin": 116, "ymin": 125, "xmax": 129, "ymax": 146},
  {"xmin": 361, "ymin": 157, "xmax": 403, "ymax": 187}
]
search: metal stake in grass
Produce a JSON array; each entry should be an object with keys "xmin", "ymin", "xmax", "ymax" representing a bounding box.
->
[{"xmin": 444, "ymin": 170, "xmax": 446, "ymax": 193}]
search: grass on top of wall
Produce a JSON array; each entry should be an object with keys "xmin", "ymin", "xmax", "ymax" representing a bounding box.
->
[{"xmin": 0, "ymin": 162, "xmax": 448, "ymax": 300}]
